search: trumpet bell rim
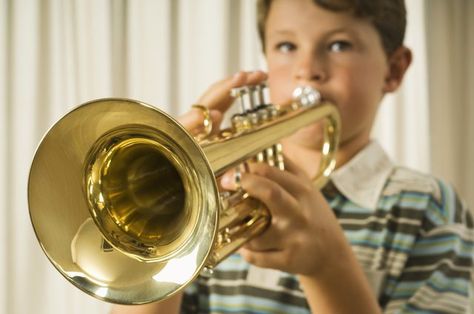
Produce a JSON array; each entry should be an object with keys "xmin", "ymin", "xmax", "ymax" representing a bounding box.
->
[{"xmin": 28, "ymin": 98, "xmax": 219, "ymax": 304}]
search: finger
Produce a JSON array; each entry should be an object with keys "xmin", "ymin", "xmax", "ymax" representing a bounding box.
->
[
  {"xmin": 239, "ymin": 248, "xmax": 289, "ymax": 271},
  {"xmin": 242, "ymin": 70, "xmax": 268, "ymax": 86},
  {"xmin": 197, "ymin": 72, "xmax": 243, "ymax": 110},
  {"xmin": 176, "ymin": 109, "xmax": 222, "ymax": 134},
  {"xmin": 243, "ymin": 225, "xmax": 284, "ymax": 252},
  {"xmin": 198, "ymin": 71, "xmax": 268, "ymax": 112},
  {"xmin": 222, "ymin": 169, "xmax": 299, "ymax": 217},
  {"xmin": 246, "ymin": 162, "xmax": 312, "ymax": 200}
]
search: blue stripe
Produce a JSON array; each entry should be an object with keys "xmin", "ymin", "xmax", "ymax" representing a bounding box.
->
[
  {"xmin": 410, "ymin": 235, "xmax": 473, "ymax": 257},
  {"xmin": 397, "ymin": 198, "xmax": 430, "ymax": 210},
  {"xmin": 339, "ymin": 203, "xmax": 376, "ymax": 214}
]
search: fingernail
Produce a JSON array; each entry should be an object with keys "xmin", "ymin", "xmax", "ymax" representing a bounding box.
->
[
  {"xmin": 232, "ymin": 71, "xmax": 244, "ymax": 83},
  {"xmin": 220, "ymin": 173, "xmax": 233, "ymax": 188}
]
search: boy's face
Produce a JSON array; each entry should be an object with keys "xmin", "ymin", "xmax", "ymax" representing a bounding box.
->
[{"xmin": 265, "ymin": 0, "xmax": 392, "ymax": 149}]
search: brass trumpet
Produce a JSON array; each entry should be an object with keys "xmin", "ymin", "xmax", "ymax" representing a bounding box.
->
[{"xmin": 28, "ymin": 85, "xmax": 340, "ymax": 304}]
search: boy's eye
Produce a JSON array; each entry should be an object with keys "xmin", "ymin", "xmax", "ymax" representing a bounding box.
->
[
  {"xmin": 275, "ymin": 42, "xmax": 296, "ymax": 53},
  {"xmin": 328, "ymin": 40, "xmax": 352, "ymax": 52}
]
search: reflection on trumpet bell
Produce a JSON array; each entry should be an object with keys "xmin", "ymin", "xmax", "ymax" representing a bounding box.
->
[
  {"xmin": 28, "ymin": 85, "xmax": 340, "ymax": 304},
  {"xmin": 70, "ymin": 218, "xmax": 163, "ymax": 286},
  {"xmin": 70, "ymin": 217, "xmax": 204, "ymax": 301}
]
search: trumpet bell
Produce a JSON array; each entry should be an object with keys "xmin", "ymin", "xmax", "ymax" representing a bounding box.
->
[
  {"xmin": 28, "ymin": 99, "xmax": 219, "ymax": 304},
  {"xmin": 28, "ymin": 85, "xmax": 340, "ymax": 305}
]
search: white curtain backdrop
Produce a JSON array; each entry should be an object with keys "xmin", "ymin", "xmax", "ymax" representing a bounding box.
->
[{"xmin": 1, "ymin": 1, "xmax": 472, "ymax": 313}]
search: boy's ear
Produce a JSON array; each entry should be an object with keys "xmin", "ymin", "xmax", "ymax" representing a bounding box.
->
[{"xmin": 383, "ymin": 46, "xmax": 412, "ymax": 92}]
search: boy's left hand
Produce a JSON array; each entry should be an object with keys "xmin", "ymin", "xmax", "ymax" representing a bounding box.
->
[
  {"xmin": 176, "ymin": 71, "xmax": 268, "ymax": 135},
  {"xmin": 220, "ymin": 157, "xmax": 348, "ymax": 278}
]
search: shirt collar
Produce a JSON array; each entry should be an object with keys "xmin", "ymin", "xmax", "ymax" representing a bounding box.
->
[{"xmin": 330, "ymin": 141, "xmax": 394, "ymax": 210}]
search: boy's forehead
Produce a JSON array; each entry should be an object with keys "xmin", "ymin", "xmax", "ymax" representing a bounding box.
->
[{"xmin": 267, "ymin": 0, "xmax": 368, "ymax": 34}]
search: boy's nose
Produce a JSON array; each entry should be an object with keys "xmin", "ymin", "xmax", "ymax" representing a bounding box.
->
[{"xmin": 293, "ymin": 57, "xmax": 326, "ymax": 83}]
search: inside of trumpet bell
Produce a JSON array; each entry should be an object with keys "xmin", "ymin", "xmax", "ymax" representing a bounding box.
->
[
  {"xmin": 101, "ymin": 139, "xmax": 187, "ymax": 243},
  {"xmin": 85, "ymin": 130, "xmax": 198, "ymax": 262}
]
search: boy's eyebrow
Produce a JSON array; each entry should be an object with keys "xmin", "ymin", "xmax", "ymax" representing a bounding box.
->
[
  {"xmin": 324, "ymin": 27, "xmax": 354, "ymax": 37},
  {"xmin": 268, "ymin": 29, "xmax": 295, "ymax": 36},
  {"xmin": 269, "ymin": 26, "xmax": 354, "ymax": 37}
]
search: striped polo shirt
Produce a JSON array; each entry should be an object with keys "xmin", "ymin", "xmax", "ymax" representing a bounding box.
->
[{"xmin": 181, "ymin": 141, "xmax": 474, "ymax": 313}]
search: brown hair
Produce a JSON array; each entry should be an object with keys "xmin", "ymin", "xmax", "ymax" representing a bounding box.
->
[{"xmin": 257, "ymin": 0, "xmax": 406, "ymax": 55}]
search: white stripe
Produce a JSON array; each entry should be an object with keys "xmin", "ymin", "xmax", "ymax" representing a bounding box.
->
[
  {"xmin": 386, "ymin": 296, "xmax": 466, "ymax": 313},
  {"xmin": 384, "ymin": 300, "xmax": 405, "ymax": 313},
  {"xmin": 411, "ymin": 286, "xmax": 468, "ymax": 312},
  {"xmin": 385, "ymin": 284, "xmax": 469, "ymax": 313},
  {"xmin": 419, "ymin": 224, "xmax": 474, "ymax": 241}
]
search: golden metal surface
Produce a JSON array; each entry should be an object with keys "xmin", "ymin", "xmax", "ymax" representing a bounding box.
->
[
  {"xmin": 28, "ymin": 87, "xmax": 340, "ymax": 305},
  {"xmin": 190, "ymin": 104, "xmax": 213, "ymax": 139}
]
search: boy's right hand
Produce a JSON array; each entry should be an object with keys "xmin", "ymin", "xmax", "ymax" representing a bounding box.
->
[{"xmin": 177, "ymin": 71, "xmax": 268, "ymax": 134}]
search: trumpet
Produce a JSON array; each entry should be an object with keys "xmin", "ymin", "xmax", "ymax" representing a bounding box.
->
[{"xmin": 28, "ymin": 85, "xmax": 340, "ymax": 304}]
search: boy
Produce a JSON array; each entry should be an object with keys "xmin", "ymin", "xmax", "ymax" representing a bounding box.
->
[{"xmin": 112, "ymin": 0, "xmax": 473, "ymax": 313}]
